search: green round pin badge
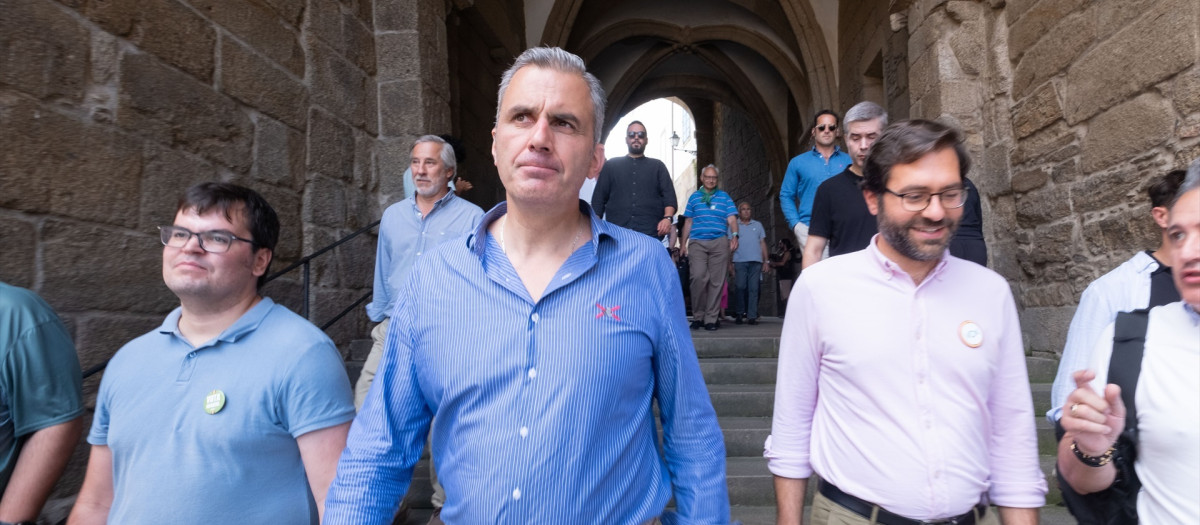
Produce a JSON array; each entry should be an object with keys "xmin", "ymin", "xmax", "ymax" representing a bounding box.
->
[{"xmin": 204, "ymin": 389, "xmax": 226, "ymax": 415}]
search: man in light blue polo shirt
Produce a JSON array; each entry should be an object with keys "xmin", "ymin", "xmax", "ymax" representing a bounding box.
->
[
  {"xmin": 779, "ymin": 109, "xmax": 852, "ymax": 255},
  {"xmin": 70, "ymin": 183, "xmax": 355, "ymax": 524}
]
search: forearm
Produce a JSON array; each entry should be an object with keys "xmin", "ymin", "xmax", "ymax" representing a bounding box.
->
[
  {"xmin": 774, "ymin": 476, "xmax": 808, "ymax": 525},
  {"xmin": 1056, "ymin": 432, "xmax": 1117, "ymax": 494},
  {"xmin": 997, "ymin": 506, "xmax": 1039, "ymax": 525},
  {"xmin": 0, "ymin": 417, "xmax": 83, "ymax": 520},
  {"xmin": 780, "ymin": 174, "xmax": 800, "ymax": 227},
  {"xmin": 297, "ymin": 422, "xmax": 352, "ymax": 519},
  {"xmin": 68, "ymin": 446, "xmax": 114, "ymax": 525},
  {"xmin": 801, "ymin": 238, "xmax": 826, "ymax": 269}
]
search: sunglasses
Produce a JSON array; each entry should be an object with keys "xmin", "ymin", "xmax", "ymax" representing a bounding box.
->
[
  {"xmin": 627, "ymin": 131, "xmax": 647, "ymax": 139},
  {"xmin": 816, "ymin": 124, "xmax": 837, "ymax": 132}
]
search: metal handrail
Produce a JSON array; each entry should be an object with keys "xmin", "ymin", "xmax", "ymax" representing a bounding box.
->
[
  {"xmin": 263, "ymin": 219, "xmax": 381, "ymax": 318},
  {"xmin": 83, "ymin": 219, "xmax": 381, "ymax": 379}
]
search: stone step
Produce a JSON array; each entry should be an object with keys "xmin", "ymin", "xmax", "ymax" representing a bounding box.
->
[
  {"xmin": 730, "ymin": 505, "xmax": 779, "ymax": 525},
  {"xmin": 693, "ymin": 335, "xmax": 779, "ymax": 359},
  {"xmin": 726, "ymin": 456, "xmax": 775, "ymax": 507},
  {"xmin": 701, "ymin": 358, "xmax": 778, "ymax": 385},
  {"xmin": 1036, "ymin": 417, "xmax": 1057, "ymax": 456},
  {"xmin": 719, "ymin": 416, "xmax": 772, "ymax": 457},
  {"xmin": 1026, "ymin": 356, "xmax": 1058, "ymax": 384},
  {"xmin": 1031, "ymin": 382, "xmax": 1053, "ymax": 419},
  {"xmin": 708, "ymin": 383, "xmax": 775, "ymax": 418}
]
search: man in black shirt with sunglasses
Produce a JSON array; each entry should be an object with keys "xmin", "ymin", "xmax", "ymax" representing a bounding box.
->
[{"xmin": 592, "ymin": 121, "xmax": 678, "ymax": 241}]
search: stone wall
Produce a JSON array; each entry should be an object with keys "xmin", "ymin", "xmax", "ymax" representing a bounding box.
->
[
  {"xmin": 903, "ymin": 0, "xmax": 1199, "ymax": 357},
  {"xmin": 0, "ymin": 0, "xmax": 454, "ymax": 515},
  {"xmin": 713, "ymin": 102, "xmax": 780, "ymax": 314},
  {"xmin": 1005, "ymin": 0, "xmax": 1199, "ymax": 356}
]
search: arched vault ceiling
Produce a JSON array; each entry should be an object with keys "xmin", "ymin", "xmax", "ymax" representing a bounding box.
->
[
  {"xmin": 576, "ymin": 20, "xmax": 810, "ymax": 114},
  {"xmin": 540, "ymin": 0, "xmax": 837, "ymax": 109}
]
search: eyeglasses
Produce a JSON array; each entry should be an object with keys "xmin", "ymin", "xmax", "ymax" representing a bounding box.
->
[
  {"xmin": 627, "ymin": 131, "xmax": 647, "ymax": 139},
  {"xmin": 884, "ymin": 188, "xmax": 968, "ymax": 212},
  {"xmin": 159, "ymin": 226, "xmax": 255, "ymax": 253},
  {"xmin": 816, "ymin": 124, "xmax": 837, "ymax": 132}
]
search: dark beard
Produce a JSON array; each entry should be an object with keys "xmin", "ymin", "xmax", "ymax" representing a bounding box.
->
[{"xmin": 877, "ymin": 214, "xmax": 958, "ymax": 262}]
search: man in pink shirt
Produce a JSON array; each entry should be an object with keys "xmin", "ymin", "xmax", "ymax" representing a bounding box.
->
[{"xmin": 766, "ymin": 120, "xmax": 1046, "ymax": 525}]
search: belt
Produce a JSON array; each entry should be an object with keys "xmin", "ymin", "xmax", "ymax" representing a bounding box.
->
[{"xmin": 818, "ymin": 480, "xmax": 986, "ymax": 525}]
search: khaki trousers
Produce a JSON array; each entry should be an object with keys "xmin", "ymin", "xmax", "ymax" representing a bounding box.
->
[
  {"xmin": 810, "ymin": 491, "xmax": 999, "ymax": 525},
  {"xmin": 688, "ymin": 237, "xmax": 731, "ymax": 324}
]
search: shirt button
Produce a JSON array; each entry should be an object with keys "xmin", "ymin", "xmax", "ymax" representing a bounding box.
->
[
  {"xmin": 520, "ymin": 426, "xmax": 529, "ymax": 438},
  {"xmin": 531, "ymin": 313, "xmax": 539, "ymax": 323},
  {"xmin": 528, "ymin": 368, "xmax": 537, "ymax": 379},
  {"xmin": 512, "ymin": 488, "xmax": 521, "ymax": 500}
]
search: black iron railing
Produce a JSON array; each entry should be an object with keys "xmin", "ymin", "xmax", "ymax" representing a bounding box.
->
[{"xmin": 82, "ymin": 220, "xmax": 381, "ymax": 379}]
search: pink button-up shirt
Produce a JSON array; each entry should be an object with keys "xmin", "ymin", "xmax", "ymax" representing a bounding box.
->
[{"xmin": 765, "ymin": 238, "xmax": 1046, "ymax": 519}]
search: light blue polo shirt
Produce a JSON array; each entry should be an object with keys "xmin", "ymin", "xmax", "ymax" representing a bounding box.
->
[{"xmin": 89, "ymin": 298, "xmax": 355, "ymax": 524}]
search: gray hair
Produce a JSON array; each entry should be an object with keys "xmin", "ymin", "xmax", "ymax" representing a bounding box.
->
[
  {"xmin": 413, "ymin": 135, "xmax": 456, "ymax": 173},
  {"xmin": 1180, "ymin": 157, "xmax": 1200, "ymax": 200},
  {"xmin": 702, "ymin": 164, "xmax": 720, "ymax": 177},
  {"xmin": 495, "ymin": 47, "xmax": 607, "ymax": 143},
  {"xmin": 845, "ymin": 101, "xmax": 888, "ymax": 127}
]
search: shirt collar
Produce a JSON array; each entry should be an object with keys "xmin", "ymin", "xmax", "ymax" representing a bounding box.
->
[
  {"xmin": 158, "ymin": 297, "xmax": 276, "ymax": 348},
  {"xmin": 1183, "ymin": 302, "xmax": 1200, "ymax": 326},
  {"xmin": 1132, "ymin": 250, "xmax": 1161, "ymax": 275},
  {"xmin": 468, "ymin": 200, "xmax": 616, "ymax": 259},
  {"xmin": 810, "ymin": 145, "xmax": 843, "ymax": 157},
  {"xmin": 406, "ymin": 190, "xmax": 459, "ymax": 213},
  {"xmin": 865, "ymin": 234, "xmax": 949, "ymax": 283}
]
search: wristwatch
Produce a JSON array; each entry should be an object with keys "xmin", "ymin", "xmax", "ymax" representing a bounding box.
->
[
  {"xmin": 730, "ymin": 232, "xmax": 739, "ymax": 238},
  {"xmin": 662, "ymin": 216, "xmax": 672, "ymax": 221},
  {"xmin": 0, "ymin": 521, "xmax": 36, "ymax": 525}
]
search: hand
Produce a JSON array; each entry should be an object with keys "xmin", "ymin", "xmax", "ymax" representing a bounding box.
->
[
  {"xmin": 1060, "ymin": 370, "xmax": 1125, "ymax": 456},
  {"xmin": 730, "ymin": 237, "xmax": 739, "ymax": 252},
  {"xmin": 657, "ymin": 218, "xmax": 672, "ymax": 236},
  {"xmin": 680, "ymin": 242, "xmax": 689, "ymax": 258},
  {"xmin": 454, "ymin": 177, "xmax": 474, "ymax": 194},
  {"xmin": 762, "ymin": 262, "xmax": 769, "ymax": 273}
]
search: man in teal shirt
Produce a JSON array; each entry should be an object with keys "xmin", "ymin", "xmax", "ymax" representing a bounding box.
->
[{"xmin": 0, "ymin": 282, "xmax": 83, "ymax": 524}]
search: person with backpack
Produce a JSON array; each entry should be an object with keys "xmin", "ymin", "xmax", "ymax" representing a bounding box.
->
[{"xmin": 1058, "ymin": 167, "xmax": 1200, "ymax": 524}]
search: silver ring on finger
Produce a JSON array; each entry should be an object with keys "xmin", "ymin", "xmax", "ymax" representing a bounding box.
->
[{"xmin": 1071, "ymin": 403, "xmax": 1080, "ymax": 415}]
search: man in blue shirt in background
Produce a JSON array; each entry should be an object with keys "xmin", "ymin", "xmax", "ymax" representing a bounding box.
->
[
  {"xmin": 779, "ymin": 110, "xmax": 851, "ymax": 258},
  {"xmin": 359, "ymin": 135, "xmax": 483, "ymax": 407},
  {"xmin": 325, "ymin": 46, "xmax": 728, "ymax": 524}
]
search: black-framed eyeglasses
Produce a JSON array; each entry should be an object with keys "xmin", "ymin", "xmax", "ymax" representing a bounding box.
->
[
  {"xmin": 627, "ymin": 131, "xmax": 647, "ymax": 139},
  {"xmin": 816, "ymin": 124, "xmax": 837, "ymax": 132},
  {"xmin": 158, "ymin": 226, "xmax": 255, "ymax": 253},
  {"xmin": 884, "ymin": 188, "xmax": 968, "ymax": 212}
]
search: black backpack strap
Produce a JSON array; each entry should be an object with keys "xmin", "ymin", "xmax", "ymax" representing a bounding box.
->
[{"xmin": 1107, "ymin": 309, "xmax": 1149, "ymax": 437}]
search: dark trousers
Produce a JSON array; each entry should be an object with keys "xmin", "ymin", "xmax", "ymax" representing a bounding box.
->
[{"xmin": 732, "ymin": 261, "xmax": 762, "ymax": 319}]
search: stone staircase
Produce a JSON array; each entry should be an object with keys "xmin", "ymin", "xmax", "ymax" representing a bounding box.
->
[{"xmin": 344, "ymin": 320, "xmax": 1077, "ymax": 524}]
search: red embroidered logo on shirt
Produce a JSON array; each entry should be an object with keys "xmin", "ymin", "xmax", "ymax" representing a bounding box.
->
[{"xmin": 595, "ymin": 304, "xmax": 621, "ymax": 321}]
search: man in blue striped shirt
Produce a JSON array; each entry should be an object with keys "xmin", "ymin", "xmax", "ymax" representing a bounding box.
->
[
  {"xmin": 325, "ymin": 47, "xmax": 729, "ymax": 525},
  {"xmin": 681, "ymin": 165, "xmax": 739, "ymax": 331}
]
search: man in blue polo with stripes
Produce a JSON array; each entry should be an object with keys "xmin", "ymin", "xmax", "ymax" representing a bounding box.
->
[{"xmin": 681, "ymin": 164, "xmax": 739, "ymax": 331}]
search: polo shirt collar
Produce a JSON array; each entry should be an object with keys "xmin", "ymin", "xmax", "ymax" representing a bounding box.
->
[
  {"xmin": 158, "ymin": 297, "xmax": 276, "ymax": 348},
  {"xmin": 865, "ymin": 234, "xmax": 949, "ymax": 284}
]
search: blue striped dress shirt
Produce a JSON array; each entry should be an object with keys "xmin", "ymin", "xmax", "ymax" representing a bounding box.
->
[{"xmin": 325, "ymin": 201, "xmax": 729, "ymax": 524}]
